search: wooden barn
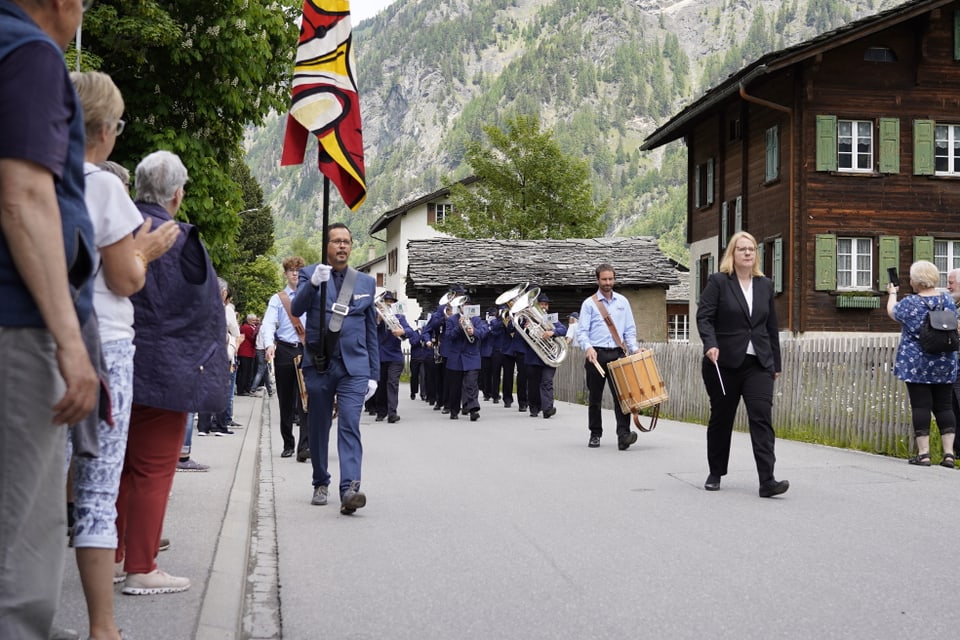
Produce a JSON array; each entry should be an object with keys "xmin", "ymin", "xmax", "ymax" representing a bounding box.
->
[
  {"xmin": 641, "ymin": 0, "xmax": 960, "ymax": 337},
  {"xmin": 404, "ymin": 237, "xmax": 679, "ymax": 342}
]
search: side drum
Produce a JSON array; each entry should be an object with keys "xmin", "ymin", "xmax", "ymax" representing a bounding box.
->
[{"xmin": 606, "ymin": 350, "xmax": 668, "ymax": 431}]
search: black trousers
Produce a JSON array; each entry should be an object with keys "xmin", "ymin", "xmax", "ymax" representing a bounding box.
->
[
  {"xmin": 501, "ymin": 353, "xmax": 527, "ymax": 406},
  {"xmin": 423, "ymin": 357, "xmax": 440, "ymax": 404},
  {"xmin": 701, "ymin": 355, "xmax": 776, "ymax": 483},
  {"xmin": 409, "ymin": 358, "xmax": 425, "ymax": 398},
  {"xmin": 526, "ymin": 363, "xmax": 555, "ymax": 414},
  {"xmin": 275, "ymin": 342, "xmax": 307, "ymax": 453},
  {"xmin": 375, "ymin": 361, "xmax": 403, "ymax": 418},
  {"xmin": 584, "ymin": 347, "xmax": 630, "ymax": 438}
]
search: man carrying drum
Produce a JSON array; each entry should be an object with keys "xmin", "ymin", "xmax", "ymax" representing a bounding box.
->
[{"xmin": 577, "ymin": 263, "xmax": 641, "ymax": 450}]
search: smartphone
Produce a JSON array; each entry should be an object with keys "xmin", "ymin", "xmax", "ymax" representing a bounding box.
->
[{"xmin": 887, "ymin": 267, "xmax": 898, "ymax": 285}]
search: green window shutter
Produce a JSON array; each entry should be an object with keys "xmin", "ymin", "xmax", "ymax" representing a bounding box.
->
[
  {"xmin": 766, "ymin": 126, "xmax": 779, "ymax": 181},
  {"xmin": 914, "ymin": 120, "xmax": 935, "ymax": 176},
  {"xmin": 816, "ymin": 115, "xmax": 837, "ymax": 171},
  {"xmin": 708, "ymin": 255, "xmax": 715, "ymax": 274},
  {"xmin": 878, "ymin": 236, "xmax": 899, "ymax": 286},
  {"xmin": 914, "ymin": 236, "xmax": 934, "ymax": 262},
  {"xmin": 706, "ymin": 158, "xmax": 714, "ymax": 205},
  {"xmin": 694, "ymin": 166, "xmax": 701, "ymax": 208},
  {"xmin": 878, "ymin": 118, "xmax": 900, "ymax": 174},
  {"xmin": 955, "ymin": 11, "xmax": 960, "ymax": 60},
  {"xmin": 721, "ymin": 202, "xmax": 728, "ymax": 249},
  {"xmin": 758, "ymin": 242, "xmax": 765, "ymax": 270},
  {"xmin": 815, "ymin": 234, "xmax": 837, "ymax": 291},
  {"xmin": 773, "ymin": 238, "xmax": 783, "ymax": 293},
  {"xmin": 695, "ymin": 260, "xmax": 703, "ymax": 303},
  {"xmin": 734, "ymin": 196, "xmax": 743, "ymax": 232}
]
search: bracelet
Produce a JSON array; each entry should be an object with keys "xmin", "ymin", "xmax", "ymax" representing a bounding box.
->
[{"xmin": 133, "ymin": 250, "xmax": 148, "ymax": 274}]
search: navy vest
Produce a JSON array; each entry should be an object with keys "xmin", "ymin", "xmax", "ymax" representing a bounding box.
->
[{"xmin": 0, "ymin": 0, "xmax": 95, "ymax": 327}]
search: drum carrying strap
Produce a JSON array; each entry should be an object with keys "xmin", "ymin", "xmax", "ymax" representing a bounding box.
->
[
  {"xmin": 591, "ymin": 294, "xmax": 626, "ymax": 352},
  {"xmin": 591, "ymin": 295, "xmax": 660, "ymax": 432}
]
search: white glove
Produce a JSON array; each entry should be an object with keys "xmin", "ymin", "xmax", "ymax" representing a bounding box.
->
[
  {"xmin": 364, "ymin": 379, "xmax": 378, "ymax": 402},
  {"xmin": 310, "ymin": 264, "xmax": 332, "ymax": 287}
]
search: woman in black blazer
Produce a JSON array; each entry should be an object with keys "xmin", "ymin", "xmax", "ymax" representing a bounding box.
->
[{"xmin": 696, "ymin": 231, "xmax": 789, "ymax": 498}]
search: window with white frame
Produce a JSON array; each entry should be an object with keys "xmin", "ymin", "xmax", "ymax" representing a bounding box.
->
[
  {"xmin": 837, "ymin": 237, "xmax": 873, "ymax": 290},
  {"xmin": 934, "ymin": 238, "xmax": 960, "ymax": 287},
  {"xmin": 935, "ymin": 124, "xmax": 960, "ymax": 175},
  {"xmin": 837, "ymin": 120, "xmax": 873, "ymax": 172},
  {"xmin": 435, "ymin": 203, "xmax": 453, "ymax": 225},
  {"xmin": 668, "ymin": 314, "xmax": 689, "ymax": 342}
]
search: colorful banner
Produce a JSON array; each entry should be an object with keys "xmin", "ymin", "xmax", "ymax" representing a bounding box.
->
[{"xmin": 281, "ymin": 0, "xmax": 366, "ymax": 210}]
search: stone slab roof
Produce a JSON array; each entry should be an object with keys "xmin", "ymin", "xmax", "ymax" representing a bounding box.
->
[{"xmin": 406, "ymin": 237, "xmax": 679, "ymax": 293}]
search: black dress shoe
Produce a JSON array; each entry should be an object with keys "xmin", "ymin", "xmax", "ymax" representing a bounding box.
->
[
  {"xmin": 503, "ymin": 401, "xmax": 512, "ymax": 408},
  {"xmin": 387, "ymin": 414, "xmax": 400, "ymax": 424},
  {"xmin": 518, "ymin": 404, "xmax": 528, "ymax": 412},
  {"xmin": 449, "ymin": 413, "xmax": 459, "ymax": 420},
  {"xmin": 296, "ymin": 451, "xmax": 310, "ymax": 462},
  {"xmin": 618, "ymin": 431, "xmax": 638, "ymax": 451},
  {"xmin": 704, "ymin": 474, "xmax": 721, "ymax": 491},
  {"xmin": 410, "ymin": 393, "xmax": 416, "ymax": 400},
  {"xmin": 441, "ymin": 408, "xmax": 450, "ymax": 415},
  {"xmin": 588, "ymin": 435, "xmax": 601, "ymax": 448},
  {"xmin": 759, "ymin": 479, "xmax": 790, "ymax": 498},
  {"xmin": 281, "ymin": 448, "xmax": 294, "ymax": 458},
  {"xmin": 529, "ymin": 412, "xmax": 538, "ymax": 418},
  {"xmin": 542, "ymin": 407, "xmax": 556, "ymax": 419},
  {"xmin": 493, "ymin": 398, "xmax": 500, "ymax": 404},
  {"xmin": 375, "ymin": 415, "xmax": 385, "ymax": 422},
  {"xmin": 470, "ymin": 411, "xmax": 479, "ymax": 422},
  {"xmin": 433, "ymin": 404, "xmax": 443, "ymax": 411}
]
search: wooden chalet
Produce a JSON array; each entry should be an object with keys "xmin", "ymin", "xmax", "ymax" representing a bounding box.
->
[
  {"xmin": 641, "ymin": 0, "xmax": 960, "ymax": 336},
  {"xmin": 405, "ymin": 237, "xmax": 679, "ymax": 342}
]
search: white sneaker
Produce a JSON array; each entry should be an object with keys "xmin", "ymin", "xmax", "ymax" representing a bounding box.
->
[
  {"xmin": 122, "ymin": 568, "xmax": 190, "ymax": 595},
  {"xmin": 113, "ymin": 561, "xmax": 126, "ymax": 584}
]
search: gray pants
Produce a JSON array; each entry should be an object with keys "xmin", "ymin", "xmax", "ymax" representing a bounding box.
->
[{"xmin": 0, "ymin": 328, "xmax": 68, "ymax": 639}]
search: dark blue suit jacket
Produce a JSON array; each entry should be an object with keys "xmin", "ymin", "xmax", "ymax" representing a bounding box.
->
[{"xmin": 291, "ymin": 265, "xmax": 379, "ymax": 379}]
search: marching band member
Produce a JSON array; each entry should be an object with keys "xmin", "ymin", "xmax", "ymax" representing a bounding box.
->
[
  {"xmin": 479, "ymin": 306, "xmax": 498, "ymax": 402},
  {"xmin": 503, "ymin": 312, "xmax": 530, "ymax": 412},
  {"xmin": 444, "ymin": 297, "xmax": 489, "ymax": 421},
  {"xmin": 577, "ymin": 263, "xmax": 641, "ymax": 450},
  {"xmin": 374, "ymin": 291, "xmax": 418, "ymax": 423},
  {"xmin": 522, "ymin": 292, "xmax": 566, "ymax": 418}
]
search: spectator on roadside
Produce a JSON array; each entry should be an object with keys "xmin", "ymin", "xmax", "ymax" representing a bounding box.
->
[
  {"xmin": 0, "ymin": 2, "xmax": 99, "ymax": 635},
  {"xmin": 887, "ymin": 260, "xmax": 957, "ymax": 468},
  {"xmin": 236, "ymin": 314, "xmax": 258, "ymax": 395},
  {"xmin": 696, "ymin": 232, "xmax": 788, "ymax": 497},
  {"xmin": 251, "ymin": 311, "xmax": 275, "ymax": 397},
  {"xmin": 565, "ymin": 312, "xmax": 580, "ymax": 347},
  {"xmin": 114, "ymin": 150, "xmax": 229, "ymax": 596},
  {"xmin": 947, "ymin": 267, "xmax": 960, "ymax": 459},
  {"xmin": 69, "ymin": 70, "xmax": 180, "ymax": 640}
]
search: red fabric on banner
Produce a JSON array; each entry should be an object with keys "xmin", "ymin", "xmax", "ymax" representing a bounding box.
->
[{"xmin": 281, "ymin": 0, "xmax": 366, "ymax": 210}]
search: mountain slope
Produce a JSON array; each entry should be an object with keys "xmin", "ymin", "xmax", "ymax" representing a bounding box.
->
[{"xmin": 245, "ymin": 0, "xmax": 899, "ymax": 264}]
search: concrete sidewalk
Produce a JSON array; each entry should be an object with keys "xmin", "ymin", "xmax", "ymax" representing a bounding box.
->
[{"xmin": 56, "ymin": 389, "xmax": 960, "ymax": 639}]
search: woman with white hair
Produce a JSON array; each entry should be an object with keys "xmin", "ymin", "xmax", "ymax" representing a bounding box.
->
[
  {"xmin": 114, "ymin": 150, "xmax": 230, "ymax": 596},
  {"xmin": 887, "ymin": 260, "xmax": 958, "ymax": 467}
]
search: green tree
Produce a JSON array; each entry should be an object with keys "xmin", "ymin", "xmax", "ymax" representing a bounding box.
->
[
  {"xmin": 444, "ymin": 114, "xmax": 605, "ymax": 240},
  {"xmin": 74, "ymin": 0, "xmax": 300, "ymax": 270}
]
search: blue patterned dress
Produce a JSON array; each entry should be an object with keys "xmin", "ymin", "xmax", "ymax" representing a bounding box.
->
[{"xmin": 892, "ymin": 292, "xmax": 959, "ymax": 383}]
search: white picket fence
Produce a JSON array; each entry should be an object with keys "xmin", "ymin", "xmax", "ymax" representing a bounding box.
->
[{"xmin": 554, "ymin": 337, "xmax": 917, "ymax": 457}]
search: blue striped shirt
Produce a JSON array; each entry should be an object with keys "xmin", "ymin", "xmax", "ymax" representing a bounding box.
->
[{"xmin": 577, "ymin": 291, "xmax": 638, "ymax": 352}]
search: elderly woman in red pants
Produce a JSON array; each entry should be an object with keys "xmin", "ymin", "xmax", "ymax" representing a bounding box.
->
[{"xmin": 113, "ymin": 150, "xmax": 229, "ymax": 595}]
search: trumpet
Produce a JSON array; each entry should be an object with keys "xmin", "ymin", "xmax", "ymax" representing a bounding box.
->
[
  {"xmin": 374, "ymin": 290, "xmax": 402, "ymax": 332},
  {"xmin": 448, "ymin": 294, "xmax": 476, "ymax": 343},
  {"xmin": 497, "ymin": 284, "xmax": 568, "ymax": 367}
]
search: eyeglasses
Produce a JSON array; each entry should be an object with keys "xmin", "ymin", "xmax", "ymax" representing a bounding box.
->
[
  {"xmin": 735, "ymin": 246, "xmax": 756, "ymax": 254},
  {"xmin": 113, "ymin": 119, "xmax": 125, "ymax": 136},
  {"xmin": 82, "ymin": 0, "xmax": 95, "ymax": 12},
  {"xmin": 328, "ymin": 239, "xmax": 352, "ymax": 247}
]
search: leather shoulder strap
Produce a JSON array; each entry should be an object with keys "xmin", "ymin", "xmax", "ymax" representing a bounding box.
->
[
  {"xmin": 278, "ymin": 290, "xmax": 306, "ymax": 342},
  {"xmin": 592, "ymin": 294, "xmax": 626, "ymax": 351}
]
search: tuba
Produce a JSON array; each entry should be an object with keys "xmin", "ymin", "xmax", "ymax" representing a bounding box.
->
[
  {"xmin": 499, "ymin": 284, "xmax": 568, "ymax": 367},
  {"xmin": 374, "ymin": 290, "xmax": 402, "ymax": 332},
  {"xmin": 448, "ymin": 294, "xmax": 476, "ymax": 343}
]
